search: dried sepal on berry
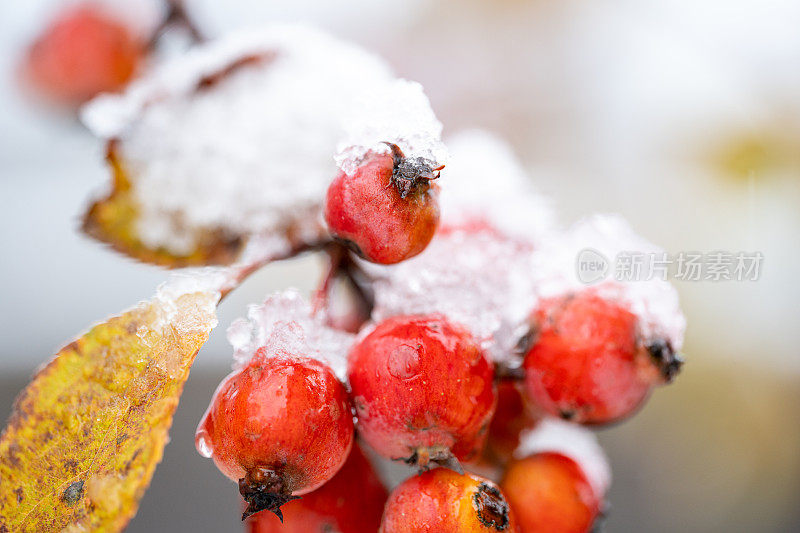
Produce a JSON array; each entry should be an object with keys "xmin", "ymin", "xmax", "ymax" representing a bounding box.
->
[
  {"xmin": 385, "ymin": 142, "xmax": 444, "ymax": 199},
  {"xmin": 0, "ymin": 271, "xmax": 225, "ymax": 532},
  {"xmin": 247, "ymin": 444, "xmax": 388, "ymax": 533},
  {"xmin": 379, "ymin": 468, "xmax": 516, "ymax": 532}
]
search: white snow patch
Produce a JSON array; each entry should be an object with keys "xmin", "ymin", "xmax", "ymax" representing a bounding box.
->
[
  {"xmin": 533, "ymin": 214, "xmax": 686, "ymax": 349},
  {"xmin": 151, "ymin": 267, "xmax": 227, "ymax": 334},
  {"xmin": 335, "ymin": 80, "xmax": 446, "ymax": 176},
  {"xmin": 365, "ymin": 227, "xmax": 537, "ymax": 365},
  {"xmin": 441, "ymin": 130, "xmax": 554, "ymax": 243},
  {"xmin": 227, "ymin": 289, "xmax": 354, "ymax": 381}
]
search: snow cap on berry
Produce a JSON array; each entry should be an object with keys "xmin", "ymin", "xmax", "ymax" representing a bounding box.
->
[
  {"xmin": 515, "ymin": 418, "xmax": 612, "ymax": 497},
  {"xmin": 334, "ymin": 80, "xmax": 446, "ymax": 176},
  {"xmin": 364, "ymin": 228, "xmax": 538, "ymax": 365},
  {"xmin": 81, "ymin": 25, "xmax": 441, "ymax": 257},
  {"xmin": 533, "ymin": 214, "xmax": 686, "ymax": 350},
  {"xmin": 227, "ymin": 289, "xmax": 354, "ymax": 381}
]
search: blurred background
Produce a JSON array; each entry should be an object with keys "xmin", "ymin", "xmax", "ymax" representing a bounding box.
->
[{"xmin": 1, "ymin": 0, "xmax": 799, "ymax": 531}]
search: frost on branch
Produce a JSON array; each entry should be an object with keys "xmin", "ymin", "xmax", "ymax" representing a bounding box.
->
[
  {"xmin": 515, "ymin": 418, "xmax": 612, "ymax": 498},
  {"xmin": 227, "ymin": 289, "xmax": 354, "ymax": 382},
  {"xmin": 81, "ymin": 24, "xmax": 443, "ymax": 267},
  {"xmin": 532, "ymin": 214, "xmax": 686, "ymax": 350},
  {"xmin": 0, "ymin": 270, "xmax": 225, "ymax": 532}
]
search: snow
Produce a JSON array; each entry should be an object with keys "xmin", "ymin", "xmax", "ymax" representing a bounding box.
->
[
  {"xmin": 151, "ymin": 267, "xmax": 228, "ymax": 334},
  {"xmin": 81, "ymin": 24, "xmax": 442, "ymax": 256},
  {"xmin": 515, "ymin": 418, "xmax": 612, "ymax": 497},
  {"xmin": 226, "ymin": 289, "xmax": 354, "ymax": 381},
  {"xmin": 365, "ymin": 226, "xmax": 538, "ymax": 365},
  {"xmin": 440, "ymin": 130, "xmax": 554, "ymax": 243},
  {"xmin": 532, "ymin": 214, "xmax": 686, "ymax": 350},
  {"xmin": 334, "ymin": 80, "xmax": 446, "ymax": 176}
]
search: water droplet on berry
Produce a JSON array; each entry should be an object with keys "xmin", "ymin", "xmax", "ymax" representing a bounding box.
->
[
  {"xmin": 195, "ymin": 428, "xmax": 214, "ymax": 458},
  {"xmin": 387, "ymin": 344, "xmax": 422, "ymax": 379}
]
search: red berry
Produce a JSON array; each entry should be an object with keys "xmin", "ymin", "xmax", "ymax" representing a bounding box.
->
[
  {"xmin": 347, "ymin": 314, "xmax": 496, "ymax": 470},
  {"xmin": 482, "ymin": 381, "xmax": 540, "ymax": 466},
  {"xmin": 501, "ymin": 452, "xmax": 601, "ymax": 533},
  {"xmin": 196, "ymin": 351, "xmax": 354, "ymax": 520},
  {"xmin": 521, "ymin": 292, "xmax": 682, "ymax": 425},
  {"xmin": 380, "ymin": 468, "xmax": 517, "ymax": 532},
  {"xmin": 248, "ymin": 444, "xmax": 387, "ymax": 533},
  {"xmin": 324, "ymin": 143, "xmax": 442, "ymax": 264},
  {"xmin": 23, "ymin": 5, "xmax": 144, "ymax": 104}
]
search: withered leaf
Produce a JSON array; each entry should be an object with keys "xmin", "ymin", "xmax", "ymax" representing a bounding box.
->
[{"xmin": 0, "ymin": 283, "xmax": 220, "ymax": 532}]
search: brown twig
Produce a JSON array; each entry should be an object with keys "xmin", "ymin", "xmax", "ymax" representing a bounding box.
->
[
  {"xmin": 311, "ymin": 244, "xmax": 346, "ymax": 315},
  {"xmin": 148, "ymin": 0, "xmax": 204, "ymax": 50},
  {"xmin": 309, "ymin": 243, "xmax": 375, "ymax": 331}
]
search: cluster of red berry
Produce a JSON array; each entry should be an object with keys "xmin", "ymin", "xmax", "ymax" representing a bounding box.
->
[{"xmin": 195, "ymin": 145, "xmax": 683, "ymax": 532}]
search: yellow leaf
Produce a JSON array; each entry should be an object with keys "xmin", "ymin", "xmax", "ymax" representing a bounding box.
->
[{"xmin": 0, "ymin": 279, "xmax": 221, "ymax": 532}]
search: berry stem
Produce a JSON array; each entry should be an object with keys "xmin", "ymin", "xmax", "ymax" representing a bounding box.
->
[
  {"xmin": 148, "ymin": 0, "xmax": 205, "ymax": 50},
  {"xmin": 218, "ymin": 239, "xmax": 331, "ymax": 302},
  {"xmin": 312, "ymin": 244, "xmax": 346, "ymax": 315},
  {"xmin": 310, "ymin": 242, "xmax": 375, "ymax": 329}
]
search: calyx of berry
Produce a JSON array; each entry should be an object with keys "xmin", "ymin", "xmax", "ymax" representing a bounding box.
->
[
  {"xmin": 239, "ymin": 467, "xmax": 300, "ymax": 521},
  {"xmin": 384, "ymin": 142, "xmax": 443, "ymax": 199},
  {"xmin": 473, "ymin": 482, "xmax": 511, "ymax": 531},
  {"xmin": 646, "ymin": 339, "xmax": 684, "ymax": 383},
  {"xmin": 403, "ymin": 446, "xmax": 464, "ymax": 475}
]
